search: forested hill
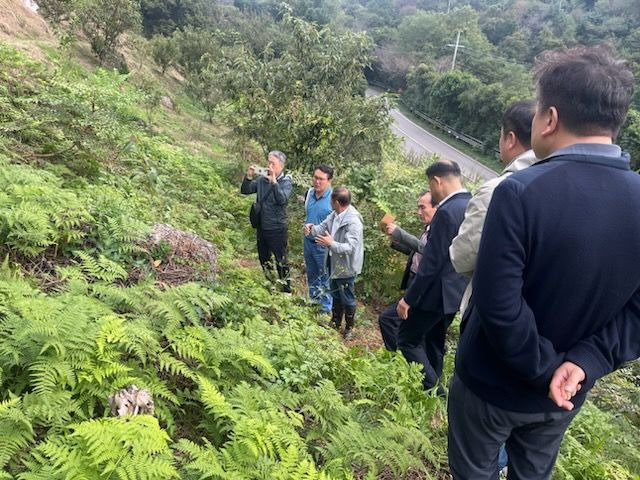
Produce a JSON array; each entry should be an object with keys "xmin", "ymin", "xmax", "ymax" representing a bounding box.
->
[
  {"xmin": 139, "ymin": 0, "xmax": 640, "ymax": 162},
  {"xmin": 0, "ymin": 0, "xmax": 638, "ymax": 478},
  {"xmin": 356, "ymin": 0, "xmax": 640, "ymax": 161}
]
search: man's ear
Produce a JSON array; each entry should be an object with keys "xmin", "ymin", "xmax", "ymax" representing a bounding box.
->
[
  {"xmin": 540, "ymin": 106, "xmax": 559, "ymax": 138},
  {"xmin": 505, "ymin": 130, "xmax": 518, "ymax": 151}
]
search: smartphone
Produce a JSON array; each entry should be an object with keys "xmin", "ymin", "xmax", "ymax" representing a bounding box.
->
[{"xmin": 252, "ymin": 165, "xmax": 269, "ymax": 177}]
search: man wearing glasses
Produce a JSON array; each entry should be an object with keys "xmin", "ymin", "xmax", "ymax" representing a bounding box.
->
[{"xmin": 303, "ymin": 165, "xmax": 334, "ymax": 312}]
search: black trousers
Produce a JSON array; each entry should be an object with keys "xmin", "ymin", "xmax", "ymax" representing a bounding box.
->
[
  {"xmin": 378, "ymin": 301, "xmax": 402, "ymax": 351},
  {"xmin": 396, "ymin": 307, "xmax": 454, "ymax": 389},
  {"xmin": 448, "ymin": 375, "xmax": 579, "ymax": 480},
  {"xmin": 256, "ymin": 227, "xmax": 291, "ymax": 292},
  {"xmin": 378, "ymin": 275, "xmax": 416, "ymax": 351}
]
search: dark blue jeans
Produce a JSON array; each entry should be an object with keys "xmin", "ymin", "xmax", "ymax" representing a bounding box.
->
[
  {"xmin": 329, "ymin": 277, "xmax": 356, "ymax": 307},
  {"xmin": 303, "ymin": 237, "xmax": 332, "ymax": 312}
]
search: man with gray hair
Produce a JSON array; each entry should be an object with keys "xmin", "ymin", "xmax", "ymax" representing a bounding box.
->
[{"xmin": 241, "ymin": 150, "xmax": 293, "ymax": 292}]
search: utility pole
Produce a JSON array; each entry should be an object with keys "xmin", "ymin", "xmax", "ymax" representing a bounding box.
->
[{"xmin": 450, "ymin": 30, "xmax": 461, "ymax": 70}]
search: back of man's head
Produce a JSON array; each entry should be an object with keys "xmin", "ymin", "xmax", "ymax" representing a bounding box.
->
[
  {"xmin": 502, "ymin": 100, "xmax": 536, "ymax": 150},
  {"xmin": 331, "ymin": 187, "xmax": 351, "ymax": 207},
  {"xmin": 534, "ymin": 45, "xmax": 634, "ymax": 138},
  {"xmin": 426, "ymin": 160, "xmax": 462, "ymax": 180},
  {"xmin": 426, "ymin": 160, "xmax": 463, "ymax": 203}
]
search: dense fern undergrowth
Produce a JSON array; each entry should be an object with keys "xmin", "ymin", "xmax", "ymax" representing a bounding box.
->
[{"xmin": 0, "ymin": 42, "xmax": 638, "ymax": 479}]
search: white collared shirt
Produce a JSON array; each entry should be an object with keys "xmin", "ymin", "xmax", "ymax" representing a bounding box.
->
[{"xmin": 437, "ymin": 188, "xmax": 468, "ymax": 207}]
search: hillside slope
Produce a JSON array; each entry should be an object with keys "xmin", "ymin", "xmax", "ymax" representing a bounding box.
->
[
  {"xmin": 0, "ymin": 4, "xmax": 638, "ymax": 479},
  {"xmin": 0, "ymin": 0, "xmax": 55, "ymax": 50}
]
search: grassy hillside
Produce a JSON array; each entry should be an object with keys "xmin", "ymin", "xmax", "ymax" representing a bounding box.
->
[{"xmin": 0, "ymin": 25, "xmax": 638, "ymax": 480}]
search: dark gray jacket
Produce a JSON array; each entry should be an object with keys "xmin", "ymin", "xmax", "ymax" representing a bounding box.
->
[
  {"xmin": 241, "ymin": 173, "xmax": 293, "ymax": 231},
  {"xmin": 390, "ymin": 225, "xmax": 426, "ymax": 290},
  {"xmin": 390, "ymin": 226, "xmax": 423, "ymax": 256}
]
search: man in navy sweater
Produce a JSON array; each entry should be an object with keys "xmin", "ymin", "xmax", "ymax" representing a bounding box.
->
[{"xmin": 448, "ymin": 46, "xmax": 640, "ymax": 479}]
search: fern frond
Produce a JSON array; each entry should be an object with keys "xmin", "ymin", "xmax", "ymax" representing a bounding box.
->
[
  {"xmin": 198, "ymin": 376, "xmax": 235, "ymax": 421},
  {"xmin": 74, "ymin": 251, "xmax": 128, "ymax": 283},
  {"xmin": 28, "ymin": 359, "xmax": 76, "ymax": 394},
  {"xmin": 22, "ymin": 416, "xmax": 178, "ymax": 479},
  {"xmin": 0, "ymin": 397, "xmax": 34, "ymax": 470},
  {"xmin": 156, "ymin": 352, "xmax": 196, "ymax": 381},
  {"xmin": 173, "ymin": 438, "xmax": 226, "ymax": 479}
]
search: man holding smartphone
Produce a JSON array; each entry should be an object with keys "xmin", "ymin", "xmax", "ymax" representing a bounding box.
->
[{"xmin": 241, "ymin": 151, "xmax": 293, "ymax": 292}]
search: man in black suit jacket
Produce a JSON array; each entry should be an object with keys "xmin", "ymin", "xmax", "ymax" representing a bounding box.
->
[{"xmin": 396, "ymin": 160, "xmax": 470, "ymax": 390}]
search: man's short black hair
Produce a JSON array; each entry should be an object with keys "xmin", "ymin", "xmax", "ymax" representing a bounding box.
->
[
  {"xmin": 534, "ymin": 45, "xmax": 634, "ymax": 138},
  {"xmin": 331, "ymin": 187, "xmax": 351, "ymax": 207},
  {"xmin": 426, "ymin": 160, "xmax": 461, "ymax": 178},
  {"xmin": 502, "ymin": 100, "xmax": 536, "ymax": 149},
  {"xmin": 314, "ymin": 164, "xmax": 334, "ymax": 180}
]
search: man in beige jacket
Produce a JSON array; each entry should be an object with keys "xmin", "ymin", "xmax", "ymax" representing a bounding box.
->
[{"xmin": 450, "ymin": 100, "xmax": 538, "ymax": 317}]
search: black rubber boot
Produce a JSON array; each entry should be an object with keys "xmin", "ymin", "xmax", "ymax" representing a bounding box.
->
[
  {"xmin": 330, "ymin": 302, "xmax": 344, "ymax": 330},
  {"xmin": 343, "ymin": 305, "xmax": 356, "ymax": 340}
]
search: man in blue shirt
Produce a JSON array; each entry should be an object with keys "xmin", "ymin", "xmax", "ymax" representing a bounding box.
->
[
  {"xmin": 304, "ymin": 165, "xmax": 334, "ymax": 312},
  {"xmin": 448, "ymin": 46, "xmax": 640, "ymax": 479}
]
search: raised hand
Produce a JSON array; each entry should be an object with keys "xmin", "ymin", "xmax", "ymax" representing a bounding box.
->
[{"xmin": 316, "ymin": 232, "xmax": 333, "ymax": 247}]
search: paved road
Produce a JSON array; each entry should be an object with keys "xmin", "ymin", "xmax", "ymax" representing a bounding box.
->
[{"xmin": 367, "ymin": 88, "xmax": 499, "ymax": 181}]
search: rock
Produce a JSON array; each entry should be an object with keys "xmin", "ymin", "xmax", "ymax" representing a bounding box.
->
[
  {"xmin": 22, "ymin": 0, "xmax": 38, "ymax": 12},
  {"xmin": 160, "ymin": 96, "xmax": 174, "ymax": 110},
  {"xmin": 108, "ymin": 385, "xmax": 155, "ymax": 417}
]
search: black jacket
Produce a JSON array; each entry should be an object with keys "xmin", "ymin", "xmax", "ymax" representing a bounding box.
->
[
  {"xmin": 241, "ymin": 173, "xmax": 293, "ymax": 231},
  {"xmin": 404, "ymin": 191, "xmax": 470, "ymax": 314}
]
